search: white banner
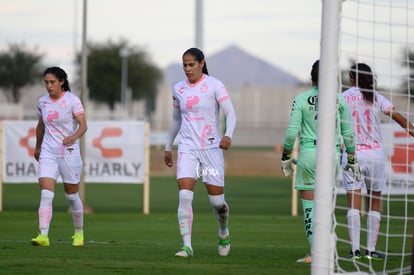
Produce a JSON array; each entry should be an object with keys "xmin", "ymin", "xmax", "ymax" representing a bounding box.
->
[
  {"xmin": 336, "ymin": 123, "xmax": 414, "ymax": 194},
  {"xmin": 2, "ymin": 120, "xmax": 147, "ymax": 184}
]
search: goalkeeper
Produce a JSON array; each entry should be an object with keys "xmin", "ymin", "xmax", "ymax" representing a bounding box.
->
[{"xmin": 281, "ymin": 60, "xmax": 360, "ymax": 264}]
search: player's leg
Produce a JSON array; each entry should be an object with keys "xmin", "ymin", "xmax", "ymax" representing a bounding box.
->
[
  {"xmin": 202, "ymin": 148, "xmax": 230, "ymax": 256},
  {"xmin": 176, "ymin": 178, "xmax": 196, "ymax": 257},
  {"xmin": 31, "ymin": 177, "xmax": 56, "ymax": 247},
  {"xmin": 31, "ymin": 156, "xmax": 58, "ymax": 246},
  {"xmin": 300, "ymin": 190, "xmax": 314, "ymax": 247},
  {"xmin": 295, "ymin": 150, "xmax": 315, "ymax": 263},
  {"xmin": 345, "ymin": 190, "xmax": 362, "ymax": 259},
  {"xmin": 175, "ymin": 150, "xmax": 198, "ymax": 257},
  {"xmin": 365, "ymin": 190, "xmax": 383, "ymax": 259},
  {"xmin": 61, "ymin": 156, "xmax": 84, "ymax": 246},
  {"xmin": 206, "ymin": 184, "xmax": 230, "ymax": 256},
  {"xmin": 343, "ymin": 160, "xmax": 364, "ymax": 259},
  {"xmin": 364, "ymin": 159, "xmax": 386, "ymax": 260}
]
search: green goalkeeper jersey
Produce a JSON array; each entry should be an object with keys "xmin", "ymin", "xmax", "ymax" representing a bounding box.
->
[{"xmin": 283, "ymin": 86, "xmax": 355, "ymax": 153}]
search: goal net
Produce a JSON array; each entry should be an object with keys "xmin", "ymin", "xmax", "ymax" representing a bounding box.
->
[{"xmin": 315, "ymin": 0, "xmax": 414, "ymax": 274}]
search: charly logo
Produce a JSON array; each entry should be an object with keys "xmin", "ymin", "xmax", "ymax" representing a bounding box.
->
[
  {"xmin": 195, "ymin": 162, "xmax": 219, "ymax": 178},
  {"xmin": 92, "ymin": 127, "xmax": 123, "ymax": 158}
]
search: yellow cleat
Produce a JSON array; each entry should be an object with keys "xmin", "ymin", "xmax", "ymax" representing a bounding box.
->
[
  {"xmin": 72, "ymin": 232, "xmax": 84, "ymax": 247},
  {"xmin": 31, "ymin": 234, "xmax": 50, "ymax": 247}
]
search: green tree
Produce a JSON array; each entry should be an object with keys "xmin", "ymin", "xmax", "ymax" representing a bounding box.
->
[
  {"xmin": 0, "ymin": 43, "xmax": 43, "ymax": 103},
  {"xmin": 77, "ymin": 40, "xmax": 162, "ymax": 111}
]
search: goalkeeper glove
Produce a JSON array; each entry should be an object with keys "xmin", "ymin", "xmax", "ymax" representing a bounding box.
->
[
  {"xmin": 281, "ymin": 152, "xmax": 297, "ymax": 177},
  {"xmin": 344, "ymin": 155, "xmax": 361, "ymax": 181}
]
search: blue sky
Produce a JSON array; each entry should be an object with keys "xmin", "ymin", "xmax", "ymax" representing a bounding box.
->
[{"xmin": 0, "ymin": 0, "xmax": 412, "ymax": 88}]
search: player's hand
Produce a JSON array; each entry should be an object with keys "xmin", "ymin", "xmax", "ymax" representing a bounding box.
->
[
  {"xmin": 219, "ymin": 136, "xmax": 232, "ymax": 150},
  {"xmin": 344, "ymin": 155, "xmax": 361, "ymax": 181},
  {"xmin": 281, "ymin": 158, "xmax": 297, "ymax": 177},
  {"xmin": 164, "ymin": 151, "xmax": 174, "ymax": 168},
  {"xmin": 63, "ymin": 136, "xmax": 76, "ymax": 146}
]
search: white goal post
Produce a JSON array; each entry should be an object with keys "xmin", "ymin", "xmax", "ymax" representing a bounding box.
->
[{"xmin": 315, "ymin": 0, "xmax": 414, "ymax": 274}]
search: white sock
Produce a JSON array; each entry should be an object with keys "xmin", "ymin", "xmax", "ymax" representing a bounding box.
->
[
  {"xmin": 367, "ymin": 211, "xmax": 381, "ymax": 252},
  {"xmin": 177, "ymin": 189, "xmax": 194, "ymax": 249},
  {"xmin": 65, "ymin": 192, "xmax": 84, "ymax": 232},
  {"xmin": 38, "ymin": 189, "xmax": 54, "ymax": 235},
  {"xmin": 347, "ymin": 208, "xmax": 360, "ymax": 252},
  {"xmin": 208, "ymin": 194, "xmax": 229, "ymax": 238}
]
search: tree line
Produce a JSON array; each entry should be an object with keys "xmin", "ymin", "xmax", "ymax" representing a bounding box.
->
[
  {"xmin": 0, "ymin": 41, "xmax": 413, "ymax": 112},
  {"xmin": 0, "ymin": 40, "xmax": 162, "ymax": 114}
]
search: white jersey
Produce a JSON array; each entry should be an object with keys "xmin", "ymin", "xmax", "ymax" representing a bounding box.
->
[
  {"xmin": 37, "ymin": 91, "xmax": 85, "ymax": 156},
  {"xmin": 342, "ymin": 87, "xmax": 394, "ymax": 160},
  {"xmin": 172, "ymin": 74, "xmax": 231, "ymax": 150}
]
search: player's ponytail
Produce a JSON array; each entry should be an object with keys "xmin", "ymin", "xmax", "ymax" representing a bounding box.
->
[
  {"xmin": 44, "ymin": 66, "xmax": 71, "ymax": 91},
  {"xmin": 183, "ymin": 47, "xmax": 209, "ymax": 75}
]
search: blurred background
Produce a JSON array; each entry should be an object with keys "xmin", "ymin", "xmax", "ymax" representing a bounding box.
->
[{"xmin": 0, "ymin": 0, "xmax": 413, "ymax": 177}]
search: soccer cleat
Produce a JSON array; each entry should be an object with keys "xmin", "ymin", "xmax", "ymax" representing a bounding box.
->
[
  {"xmin": 345, "ymin": 250, "xmax": 361, "ymax": 260},
  {"xmin": 296, "ymin": 253, "xmax": 312, "ymax": 264},
  {"xmin": 175, "ymin": 246, "xmax": 193, "ymax": 258},
  {"xmin": 364, "ymin": 250, "xmax": 385, "ymax": 261},
  {"xmin": 218, "ymin": 236, "xmax": 231, "ymax": 256},
  {"xmin": 31, "ymin": 234, "xmax": 50, "ymax": 247},
  {"xmin": 72, "ymin": 232, "xmax": 84, "ymax": 247}
]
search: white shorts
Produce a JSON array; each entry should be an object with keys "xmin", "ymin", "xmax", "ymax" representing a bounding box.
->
[
  {"xmin": 38, "ymin": 155, "xmax": 83, "ymax": 184},
  {"xmin": 176, "ymin": 147, "xmax": 224, "ymax": 186},
  {"xmin": 342, "ymin": 158, "xmax": 386, "ymax": 192}
]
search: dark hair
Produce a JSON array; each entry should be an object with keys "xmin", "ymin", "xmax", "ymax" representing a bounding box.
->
[
  {"xmin": 43, "ymin": 66, "xmax": 70, "ymax": 91},
  {"xmin": 311, "ymin": 60, "xmax": 319, "ymax": 86},
  {"xmin": 349, "ymin": 63, "xmax": 375, "ymax": 103},
  {"xmin": 182, "ymin": 47, "xmax": 209, "ymax": 75}
]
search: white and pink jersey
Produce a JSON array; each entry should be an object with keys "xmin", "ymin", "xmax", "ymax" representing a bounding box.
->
[
  {"xmin": 37, "ymin": 91, "xmax": 85, "ymax": 156},
  {"xmin": 172, "ymin": 74, "xmax": 231, "ymax": 150},
  {"xmin": 342, "ymin": 87, "xmax": 394, "ymax": 160}
]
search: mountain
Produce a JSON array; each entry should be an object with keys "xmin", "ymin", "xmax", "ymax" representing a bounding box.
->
[{"xmin": 162, "ymin": 45, "xmax": 301, "ymax": 87}]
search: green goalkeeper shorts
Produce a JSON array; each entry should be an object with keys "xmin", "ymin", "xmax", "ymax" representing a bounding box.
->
[
  {"xmin": 295, "ymin": 150, "xmax": 317, "ymax": 191},
  {"xmin": 295, "ymin": 149, "xmax": 340, "ymax": 191}
]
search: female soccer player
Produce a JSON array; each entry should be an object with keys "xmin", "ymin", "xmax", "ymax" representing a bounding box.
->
[
  {"xmin": 281, "ymin": 60, "xmax": 359, "ymax": 263},
  {"xmin": 31, "ymin": 66, "xmax": 87, "ymax": 247},
  {"xmin": 342, "ymin": 63, "xmax": 414, "ymax": 260},
  {"xmin": 164, "ymin": 47, "xmax": 236, "ymax": 257}
]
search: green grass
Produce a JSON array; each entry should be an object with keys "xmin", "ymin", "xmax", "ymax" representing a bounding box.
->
[{"xmin": 0, "ymin": 176, "xmax": 412, "ymax": 274}]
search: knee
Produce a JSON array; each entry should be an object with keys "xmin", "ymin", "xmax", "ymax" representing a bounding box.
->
[
  {"xmin": 347, "ymin": 208, "xmax": 360, "ymax": 218},
  {"xmin": 208, "ymin": 194, "xmax": 228, "ymax": 211},
  {"xmin": 65, "ymin": 192, "xmax": 80, "ymax": 202}
]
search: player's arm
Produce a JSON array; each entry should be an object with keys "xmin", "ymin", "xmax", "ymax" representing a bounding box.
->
[
  {"xmin": 338, "ymin": 96, "xmax": 360, "ymax": 180},
  {"xmin": 281, "ymin": 97, "xmax": 302, "ymax": 176},
  {"xmin": 219, "ymin": 99, "xmax": 236, "ymax": 150},
  {"xmin": 63, "ymin": 114, "xmax": 88, "ymax": 147},
  {"xmin": 388, "ymin": 110, "xmax": 414, "ymax": 138},
  {"xmin": 164, "ymin": 106, "xmax": 181, "ymax": 167},
  {"xmin": 35, "ymin": 116, "xmax": 45, "ymax": 161},
  {"xmin": 338, "ymin": 95, "xmax": 356, "ymax": 154}
]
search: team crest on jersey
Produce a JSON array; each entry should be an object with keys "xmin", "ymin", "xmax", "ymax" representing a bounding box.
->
[
  {"xmin": 200, "ymin": 84, "xmax": 208, "ymax": 93},
  {"xmin": 178, "ymin": 87, "xmax": 185, "ymax": 94},
  {"xmin": 60, "ymin": 101, "xmax": 67, "ymax": 108}
]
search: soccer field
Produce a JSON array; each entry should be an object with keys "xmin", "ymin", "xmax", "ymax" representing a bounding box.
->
[{"xmin": 0, "ymin": 176, "xmax": 411, "ymax": 274}]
